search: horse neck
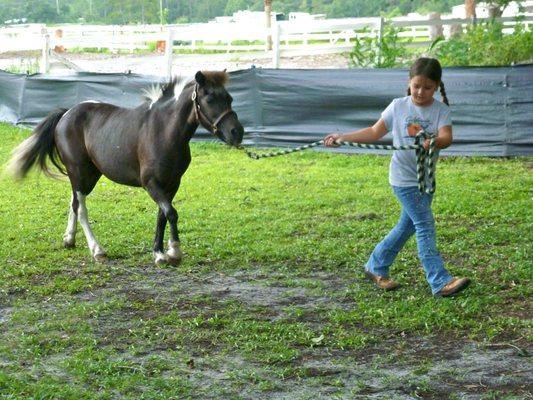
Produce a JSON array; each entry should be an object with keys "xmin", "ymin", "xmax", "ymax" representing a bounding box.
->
[{"xmin": 157, "ymin": 90, "xmax": 199, "ymax": 146}]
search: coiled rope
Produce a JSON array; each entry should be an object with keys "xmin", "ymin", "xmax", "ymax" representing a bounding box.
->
[{"xmin": 241, "ymin": 130, "xmax": 438, "ymax": 194}]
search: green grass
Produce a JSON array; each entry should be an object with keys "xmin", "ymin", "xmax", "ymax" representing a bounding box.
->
[{"xmin": 0, "ymin": 122, "xmax": 531, "ymax": 399}]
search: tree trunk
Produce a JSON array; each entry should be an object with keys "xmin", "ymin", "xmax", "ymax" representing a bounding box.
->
[
  {"xmin": 429, "ymin": 12, "xmax": 443, "ymax": 40},
  {"xmin": 265, "ymin": 0, "xmax": 272, "ymax": 51},
  {"xmin": 465, "ymin": 0, "xmax": 476, "ymax": 20},
  {"xmin": 488, "ymin": 5, "xmax": 502, "ymax": 19}
]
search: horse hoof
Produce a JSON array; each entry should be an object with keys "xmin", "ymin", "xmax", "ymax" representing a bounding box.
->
[
  {"xmin": 63, "ymin": 239, "xmax": 76, "ymax": 248},
  {"xmin": 167, "ymin": 241, "xmax": 183, "ymax": 265},
  {"xmin": 166, "ymin": 250, "xmax": 183, "ymax": 266},
  {"xmin": 166, "ymin": 255, "xmax": 182, "ymax": 266},
  {"xmin": 154, "ymin": 252, "xmax": 169, "ymax": 266},
  {"xmin": 93, "ymin": 253, "xmax": 108, "ymax": 263}
]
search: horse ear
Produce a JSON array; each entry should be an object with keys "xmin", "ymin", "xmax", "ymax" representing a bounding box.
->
[{"xmin": 195, "ymin": 71, "xmax": 206, "ymax": 86}]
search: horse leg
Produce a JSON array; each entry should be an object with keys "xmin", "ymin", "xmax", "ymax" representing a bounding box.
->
[
  {"xmin": 62, "ymin": 192, "xmax": 78, "ymax": 248},
  {"xmin": 76, "ymin": 190, "xmax": 107, "ymax": 262},
  {"xmin": 153, "ymin": 208, "xmax": 169, "ymax": 266},
  {"xmin": 66, "ymin": 164, "xmax": 105, "ymax": 262},
  {"xmin": 144, "ymin": 181, "xmax": 182, "ymax": 266}
]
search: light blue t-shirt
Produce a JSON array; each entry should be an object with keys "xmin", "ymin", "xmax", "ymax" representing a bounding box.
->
[{"xmin": 381, "ymin": 96, "xmax": 452, "ymax": 187}]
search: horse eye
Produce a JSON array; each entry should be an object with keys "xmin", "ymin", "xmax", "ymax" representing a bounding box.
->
[{"xmin": 205, "ymin": 94, "xmax": 215, "ymax": 103}]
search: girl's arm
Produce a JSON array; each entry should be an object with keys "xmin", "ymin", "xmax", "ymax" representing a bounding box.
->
[
  {"xmin": 423, "ymin": 124, "xmax": 452, "ymax": 150},
  {"xmin": 324, "ymin": 118, "xmax": 388, "ymax": 147}
]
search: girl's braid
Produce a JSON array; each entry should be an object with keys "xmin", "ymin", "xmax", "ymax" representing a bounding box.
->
[{"xmin": 439, "ymin": 81, "xmax": 449, "ymax": 106}]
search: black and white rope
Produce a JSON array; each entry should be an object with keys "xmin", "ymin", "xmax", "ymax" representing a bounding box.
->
[
  {"xmin": 241, "ymin": 131, "xmax": 438, "ymax": 194},
  {"xmin": 414, "ymin": 130, "xmax": 437, "ymax": 194}
]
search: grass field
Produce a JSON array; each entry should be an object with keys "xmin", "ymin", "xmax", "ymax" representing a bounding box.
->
[{"xmin": 0, "ymin": 122, "xmax": 531, "ymax": 399}]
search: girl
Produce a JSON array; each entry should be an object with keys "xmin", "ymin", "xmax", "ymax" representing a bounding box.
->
[{"xmin": 324, "ymin": 57, "xmax": 470, "ymax": 297}]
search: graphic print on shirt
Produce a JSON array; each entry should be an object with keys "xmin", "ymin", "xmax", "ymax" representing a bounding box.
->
[{"xmin": 404, "ymin": 116, "xmax": 431, "ymax": 139}]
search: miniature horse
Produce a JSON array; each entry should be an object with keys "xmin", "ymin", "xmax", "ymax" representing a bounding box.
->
[{"xmin": 8, "ymin": 71, "xmax": 244, "ymax": 265}]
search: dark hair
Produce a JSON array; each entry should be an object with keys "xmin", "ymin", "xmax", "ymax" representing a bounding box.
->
[{"xmin": 406, "ymin": 57, "xmax": 449, "ymax": 106}]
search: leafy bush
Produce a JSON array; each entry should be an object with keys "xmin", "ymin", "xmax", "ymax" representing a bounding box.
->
[
  {"xmin": 147, "ymin": 41, "xmax": 157, "ymax": 52},
  {"xmin": 348, "ymin": 23, "xmax": 411, "ymax": 68},
  {"xmin": 348, "ymin": 18, "xmax": 532, "ymax": 69},
  {"xmin": 430, "ymin": 21, "xmax": 533, "ymax": 66}
]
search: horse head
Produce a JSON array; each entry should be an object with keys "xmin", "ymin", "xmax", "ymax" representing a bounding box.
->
[{"xmin": 192, "ymin": 70, "xmax": 244, "ymax": 147}]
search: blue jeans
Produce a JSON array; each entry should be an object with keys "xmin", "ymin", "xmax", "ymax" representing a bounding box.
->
[{"xmin": 365, "ymin": 186, "xmax": 453, "ymax": 294}]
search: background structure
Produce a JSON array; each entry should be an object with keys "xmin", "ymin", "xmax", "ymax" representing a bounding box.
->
[{"xmin": 0, "ymin": 65, "xmax": 531, "ymax": 156}]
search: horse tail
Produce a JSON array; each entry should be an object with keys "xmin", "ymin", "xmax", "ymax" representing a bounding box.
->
[{"xmin": 6, "ymin": 108, "xmax": 68, "ymax": 180}]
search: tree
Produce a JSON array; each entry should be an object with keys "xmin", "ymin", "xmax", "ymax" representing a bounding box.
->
[
  {"xmin": 0, "ymin": 0, "xmax": 482, "ymax": 26},
  {"xmin": 265, "ymin": 0, "xmax": 272, "ymax": 50},
  {"xmin": 485, "ymin": 0, "xmax": 514, "ymax": 18},
  {"xmin": 224, "ymin": 0, "xmax": 249, "ymax": 15},
  {"xmin": 465, "ymin": 0, "xmax": 476, "ymax": 19},
  {"xmin": 24, "ymin": 0, "xmax": 60, "ymax": 23}
]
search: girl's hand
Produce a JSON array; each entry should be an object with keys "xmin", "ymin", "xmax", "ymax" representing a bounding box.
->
[{"xmin": 324, "ymin": 133, "xmax": 342, "ymax": 147}]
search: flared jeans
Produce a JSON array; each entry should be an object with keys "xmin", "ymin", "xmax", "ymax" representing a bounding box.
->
[{"xmin": 365, "ymin": 186, "xmax": 453, "ymax": 294}]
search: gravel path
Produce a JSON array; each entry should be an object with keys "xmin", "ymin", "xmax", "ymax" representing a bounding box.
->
[{"xmin": 0, "ymin": 50, "xmax": 351, "ymax": 76}]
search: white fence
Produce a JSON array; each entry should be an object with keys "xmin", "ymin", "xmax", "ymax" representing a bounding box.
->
[{"xmin": 1, "ymin": 14, "xmax": 532, "ymax": 74}]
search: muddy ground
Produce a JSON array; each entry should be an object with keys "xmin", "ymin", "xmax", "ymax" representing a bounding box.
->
[
  {"xmin": 3, "ymin": 263, "xmax": 528, "ymax": 399},
  {"xmin": 106, "ymin": 267, "xmax": 533, "ymax": 399}
]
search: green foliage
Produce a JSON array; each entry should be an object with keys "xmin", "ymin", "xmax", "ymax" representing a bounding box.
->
[
  {"xmin": 485, "ymin": 0, "xmax": 515, "ymax": 15},
  {"xmin": 225, "ymin": 0, "xmax": 252, "ymax": 15},
  {"xmin": 68, "ymin": 46, "xmax": 111, "ymax": 54},
  {"xmin": 146, "ymin": 41, "xmax": 157, "ymax": 52},
  {"xmin": 0, "ymin": 0, "xmax": 467, "ymax": 25},
  {"xmin": 348, "ymin": 23, "xmax": 410, "ymax": 68},
  {"xmin": 415, "ymin": 0, "xmax": 464, "ymax": 14},
  {"xmin": 430, "ymin": 21, "xmax": 533, "ymax": 66},
  {"xmin": 4, "ymin": 58, "xmax": 40, "ymax": 74},
  {"xmin": 23, "ymin": 0, "xmax": 61, "ymax": 23}
]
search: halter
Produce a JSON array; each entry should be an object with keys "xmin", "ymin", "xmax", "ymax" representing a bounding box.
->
[{"xmin": 192, "ymin": 84, "xmax": 236, "ymax": 135}]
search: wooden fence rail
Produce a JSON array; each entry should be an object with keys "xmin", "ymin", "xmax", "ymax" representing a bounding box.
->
[{"xmin": 0, "ymin": 14, "xmax": 531, "ymax": 75}]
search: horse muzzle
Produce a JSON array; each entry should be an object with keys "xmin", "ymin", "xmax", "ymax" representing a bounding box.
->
[
  {"xmin": 217, "ymin": 117, "xmax": 243, "ymax": 147},
  {"xmin": 229, "ymin": 126, "xmax": 244, "ymax": 146}
]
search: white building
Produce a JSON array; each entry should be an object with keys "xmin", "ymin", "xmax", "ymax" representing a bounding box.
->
[
  {"xmin": 214, "ymin": 10, "xmax": 283, "ymax": 25},
  {"xmin": 288, "ymin": 12, "xmax": 326, "ymax": 21},
  {"xmin": 451, "ymin": 1, "xmax": 533, "ymax": 18}
]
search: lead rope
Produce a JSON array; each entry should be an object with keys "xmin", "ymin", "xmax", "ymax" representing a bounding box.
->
[
  {"xmin": 240, "ymin": 130, "xmax": 438, "ymax": 194},
  {"xmin": 414, "ymin": 130, "xmax": 437, "ymax": 194}
]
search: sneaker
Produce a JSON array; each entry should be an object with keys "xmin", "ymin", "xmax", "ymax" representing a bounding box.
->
[
  {"xmin": 365, "ymin": 270, "xmax": 400, "ymax": 291},
  {"xmin": 436, "ymin": 277, "xmax": 471, "ymax": 297}
]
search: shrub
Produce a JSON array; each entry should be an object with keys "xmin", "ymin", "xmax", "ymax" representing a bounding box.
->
[
  {"xmin": 430, "ymin": 21, "xmax": 533, "ymax": 66},
  {"xmin": 348, "ymin": 23, "xmax": 411, "ymax": 68}
]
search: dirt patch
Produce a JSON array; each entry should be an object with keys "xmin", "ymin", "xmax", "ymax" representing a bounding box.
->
[{"xmin": 2, "ymin": 265, "xmax": 531, "ymax": 399}]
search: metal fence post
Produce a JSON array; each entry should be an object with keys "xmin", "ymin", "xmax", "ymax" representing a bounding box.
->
[
  {"xmin": 376, "ymin": 17, "xmax": 384, "ymax": 67},
  {"xmin": 41, "ymin": 32, "xmax": 50, "ymax": 74},
  {"xmin": 165, "ymin": 29, "xmax": 173, "ymax": 80},
  {"xmin": 272, "ymin": 23, "xmax": 280, "ymax": 69}
]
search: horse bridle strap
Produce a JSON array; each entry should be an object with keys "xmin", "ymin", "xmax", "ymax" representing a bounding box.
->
[{"xmin": 192, "ymin": 84, "xmax": 235, "ymax": 134}]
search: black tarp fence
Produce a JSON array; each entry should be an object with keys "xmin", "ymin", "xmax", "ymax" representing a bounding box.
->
[{"xmin": 0, "ymin": 65, "xmax": 532, "ymax": 156}]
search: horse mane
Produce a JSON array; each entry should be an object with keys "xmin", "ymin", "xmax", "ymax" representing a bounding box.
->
[
  {"xmin": 161, "ymin": 77, "xmax": 178, "ymax": 99},
  {"xmin": 201, "ymin": 71, "xmax": 229, "ymax": 87},
  {"xmin": 143, "ymin": 77, "xmax": 188, "ymax": 107},
  {"xmin": 143, "ymin": 71, "xmax": 229, "ymax": 107}
]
